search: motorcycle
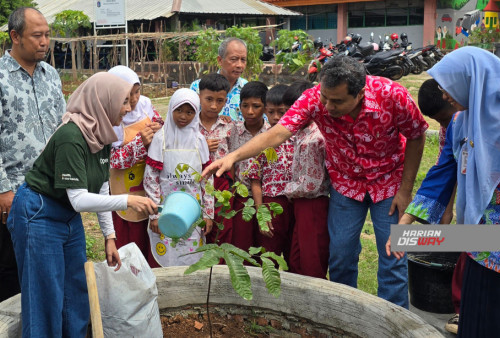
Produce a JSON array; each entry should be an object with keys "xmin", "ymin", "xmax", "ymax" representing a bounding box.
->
[{"xmin": 307, "ymin": 39, "xmax": 334, "ymax": 82}]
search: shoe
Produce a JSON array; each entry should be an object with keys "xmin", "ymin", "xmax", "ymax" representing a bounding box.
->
[{"xmin": 445, "ymin": 313, "xmax": 459, "ymax": 334}]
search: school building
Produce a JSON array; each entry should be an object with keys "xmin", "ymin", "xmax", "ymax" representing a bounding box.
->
[{"xmin": 264, "ymin": 0, "xmax": 500, "ymax": 49}]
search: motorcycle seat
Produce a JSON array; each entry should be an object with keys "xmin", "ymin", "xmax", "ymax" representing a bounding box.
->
[{"xmin": 364, "ymin": 49, "xmax": 401, "ymax": 62}]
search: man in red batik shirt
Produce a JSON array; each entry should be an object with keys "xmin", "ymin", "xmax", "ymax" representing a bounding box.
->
[{"xmin": 203, "ymin": 55, "xmax": 428, "ymax": 308}]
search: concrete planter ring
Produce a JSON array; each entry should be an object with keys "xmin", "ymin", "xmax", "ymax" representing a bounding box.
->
[{"xmin": 0, "ymin": 266, "xmax": 442, "ymax": 337}]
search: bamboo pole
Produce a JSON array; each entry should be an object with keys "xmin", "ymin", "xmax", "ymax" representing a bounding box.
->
[{"xmin": 84, "ymin": 261, "xmax": 104, "ymax": 338}]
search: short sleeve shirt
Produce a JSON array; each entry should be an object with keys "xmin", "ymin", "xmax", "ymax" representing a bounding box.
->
[
  {"xmin": 190, "ymin": 76, "xmax": 248, "ymax": 121},
  {"xmin": 25, "ymin": 123, "xmax": 111, "ymax": 209},
  {"xmin": 278, "ymin": 76, "xmax": 428, "ymax": 203}
]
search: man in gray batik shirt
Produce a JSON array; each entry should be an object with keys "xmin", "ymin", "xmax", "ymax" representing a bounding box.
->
[{"xmin": 0, "ymin": 7, "xmax": 65, "ymax": 302}]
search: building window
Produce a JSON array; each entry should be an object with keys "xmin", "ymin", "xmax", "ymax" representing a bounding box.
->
[
  {"xmin": 348, "ymin": 0, "xmax": 424, "ymax": 28},
  {"xmin": 290, "ymin": 16, "xmax": 306, "ymax": 30},
  {"xmin": 289, "ymin": 4, "xmax": 337, "ymax": 30}
]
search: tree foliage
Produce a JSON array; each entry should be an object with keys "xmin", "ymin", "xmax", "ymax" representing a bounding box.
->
[
  {"xmin": 0, "ymin": 0, "xmax": 37, "ymax": 27},
  {"xmin": 272, "ymin": 29, "xmax": 314, "ymax": 73},
  {"xmin": 51, "ymin": 10, "xmax": 91, "ymax": 37},
  {"xmin": 195, "ymin": 26, "xmax": 263, "ymax": 80},
  {"xmin": 175, "ymin": 146, "xmax": 285, "ymax": 301}
]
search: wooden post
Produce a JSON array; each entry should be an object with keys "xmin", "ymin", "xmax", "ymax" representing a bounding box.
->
[
  {"xmin": 93, "ymin": 36, "xmax": 98, "ymax": 73},
  {"xmin": 84, "ymin": 262, "xmax": 104, "ymax": 338},
  {"xmin": 71, "ymin": 41, "xmax": 77, "ymax": 81}
]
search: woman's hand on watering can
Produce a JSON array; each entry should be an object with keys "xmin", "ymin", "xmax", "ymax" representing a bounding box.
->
[
  {"xmin": 203, "ymin": 218, "xmax": 213, "ymax": 235},
  {"xmin": 127, "ymin": 195, "xmax": 157, "ymax": 215},
  {"xmin": 149, "ymin": 219, "xmax": 160, "ymax": 234},
  {"xmin": 105, "ymin": 238, "xmax": 122, "ymax": 271}
]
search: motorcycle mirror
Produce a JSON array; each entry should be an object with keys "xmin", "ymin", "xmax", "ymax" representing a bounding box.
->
[{"xmin": 385, "ymin": 36, "xmax": 389, "ymax": 41}]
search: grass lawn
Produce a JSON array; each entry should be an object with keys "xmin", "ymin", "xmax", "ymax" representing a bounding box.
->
[{"xmin": 84, "ymin": 72, "xmax": 442, "ymax": 297}]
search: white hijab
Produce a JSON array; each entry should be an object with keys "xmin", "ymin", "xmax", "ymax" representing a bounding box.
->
[
  {"xmin": 148, "ymin": 88, "xmax": 209, "ymax": 164},
  {"xmin": 108, "ymin": 65, "xmax": 156, "ymax": 147}
]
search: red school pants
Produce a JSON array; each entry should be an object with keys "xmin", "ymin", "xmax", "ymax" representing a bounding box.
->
[
  {"xmin": 231, "ymin": 195, "xmax": 257, "ymax": 251},
  {"xmin": 254, "ymin": 196, "xmax": 293, "ymax": 260},
  {"xmin": 288, "ymin": 196, "xmax": 329, "ymax": 279},
  {"xmin": 112, "ymin": 211, "xmax": 156, "ymax": 266},
  {"xmin": 452, "ymin": 252, "xmax": 467, "ymax": 314}
]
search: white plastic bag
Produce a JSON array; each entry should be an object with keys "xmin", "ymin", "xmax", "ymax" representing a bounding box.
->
[{"xmin": 94, "ymin": 243, "xmax": 162, "ymax": 337}]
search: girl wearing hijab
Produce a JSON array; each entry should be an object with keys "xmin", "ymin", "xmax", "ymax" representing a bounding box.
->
[
  {"xmin": 144, "ymin": 88, "xmax": 214, "ymax": 267},
  {"xmin": 6, "ymin": 73, "xmax": 157, "ymax": 337},
  {"xmin": 107, "ymin": 66, "xmax": 164, "ymax": 262},
  {"xmin": 386, "ymin": 47, "xmax": 500, "ymax": 336}
]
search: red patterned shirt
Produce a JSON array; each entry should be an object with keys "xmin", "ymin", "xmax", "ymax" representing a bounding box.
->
[
  {"xmin": 437, "ymin": 125, "xmax": 447, "ymax": 161},
  {"xmin": 199, "ymin": 117, "xmax": 236, "ymax": 162},
  {"xmin": 278, "ymin": 76, "xmax": 428, "ymax": 203},
  {"xmin": 284, "ymin": 123, "xmax": 330, "ymax": 199},
  {"xmin": 229, "ymin": 120, "xmax": 271, "ymax": 195},
  {"xmin": 110, "ymin": 110, "xmax": 163, "ymax": 169},
  {"xmin": 247, "ymin": 138, "xmax": 294, "ymax": 197}
]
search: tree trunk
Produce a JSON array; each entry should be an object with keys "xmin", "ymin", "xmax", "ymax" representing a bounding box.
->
[{"xmin": 71, "ymin": 41, "xmax": 77, "ymax": 81}]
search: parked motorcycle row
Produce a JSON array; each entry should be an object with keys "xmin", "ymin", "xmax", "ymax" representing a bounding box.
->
[{"xmin": 306, "ymin": 33, "xmax": 445, "ymax": 82}]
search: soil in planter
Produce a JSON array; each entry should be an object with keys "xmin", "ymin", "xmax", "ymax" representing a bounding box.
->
[{"xmin": 161, "ymin": 313, "xmax": 323, "ymax": 337}]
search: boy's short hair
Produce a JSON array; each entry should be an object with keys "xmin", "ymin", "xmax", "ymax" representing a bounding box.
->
[
  {"xmin": 283, "ymin": 80, "xmax": 314, "ymax": 107},
  {"xmin": 266, "ymin": 84, "xmax": 289, "ymax": 106},
  {"xmin": 199, "ymin": 73, "xmax": 231, "ymax": 94},
  {"xmin": 418, "ymin": 79, "xmax": 454, "ymax": 117},
  {"xmin": 240, "ymin": 81, "xmax": 268, "ymax": 105}
]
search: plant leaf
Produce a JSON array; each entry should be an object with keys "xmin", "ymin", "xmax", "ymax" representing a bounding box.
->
[
  {"xmin": 205, "ymin": 182, "xmax": 215, "ymax": 195},
  {"xmin": 268, "ymin": 202, "xmax": 283, "ymax": 216},
  {"xmin": 236, "ymin": 183, "xmax": 249, "ymax": 198},
  {"xmin": 220, "ymin": 210, "xmax": 237, "ymax": 219},
  {"xmin": 243, "ymin": 198, "xmax": 255, "ymax": 207},
  {"xmin": 256, "ymin": 205, "xmax": 272, "ymax": 232},
  {"xmin": 224, "ymin": 251, "xmax": 253, "ymax": 300},
  {"xmin": 222, "ymin": 190, "xmax": 233, "ymax": 201},
  {"xmin": 184, "ymin": 248, "xmax": 223, "ymax": 274},
  {"xmin": 242, "ymin": 206, "xmax": 256, "ymax": 222},
  {"xmin": 220, "ymin": 243, "xmax": 259, "ymax": 266},
  {"xmin": 248, "ymin": 246, "xmax": 264, "ymax": 255},
  {"xmin": 262, "ymin": 251, "xmax": 289, "ymax": 271},
  {"xmin": 192, "ymin": 172, "xmax": 202, "ymax": 183},
  {"xmin": 263, "ymin": 147, "xmax": 278, "ymax": 163},
  {"xmin": 261, "ymin": 257, "xmax": 281, "ymax": 298}
]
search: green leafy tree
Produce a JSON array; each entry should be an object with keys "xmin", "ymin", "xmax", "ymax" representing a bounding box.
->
[
  {"xmin": 0, "ymin": 31, "xmax": 9, "ymax": 54},
  {"xmin": 271, "ymin": 29, "xmax": 314, "ymax": 73},
  {"xmin": 173, "ymin": 148, "xmax": 285, "ymax": 336},
  {"xmin": 195, "ymin": 26, "xmax": 263, "ymax": 80},
  {"xmin": 0, "ymin": 0, "xmax": 37, "ymax": 27},
  {"xmin": 51, "ymin": 10, "xmax": 91, "ymax": 79}
]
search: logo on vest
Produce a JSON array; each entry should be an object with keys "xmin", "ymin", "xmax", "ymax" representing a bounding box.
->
[{"xmin": 100, "ymin": 158, "xmax": 109, "ymax": 165}]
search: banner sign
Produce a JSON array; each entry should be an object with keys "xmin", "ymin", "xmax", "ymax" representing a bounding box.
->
[
  {"xmin": 95, "ymin": 0, "xmax": 126, "ymax": 26},
  {"xmin": 390, "ymin": 224, "xmax": 500, "ymax": 252}
]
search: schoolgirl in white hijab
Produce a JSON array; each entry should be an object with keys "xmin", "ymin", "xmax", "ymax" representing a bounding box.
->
[
  {"xmin": 144, "ymin": 88, "xmax": 213, "ymax": 267},
  {"xmin": 107, "ymin": 65, "xmax": 164, "ymax": 262}
]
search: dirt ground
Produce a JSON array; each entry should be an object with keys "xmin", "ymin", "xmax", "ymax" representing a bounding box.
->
[{"xmin": 161, "ymin": 312, "xmax": 331, "ymax": 338}]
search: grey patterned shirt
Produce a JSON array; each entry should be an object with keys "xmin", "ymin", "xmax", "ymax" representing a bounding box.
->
[{"xmin": 0, "ymin": 51, "xmax": 65, "ymax": 193}]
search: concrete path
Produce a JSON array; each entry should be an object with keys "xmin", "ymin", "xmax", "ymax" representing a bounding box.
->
[{"xmin": 409, "ymin": 304, "xmax": 456, "ymax": 337}]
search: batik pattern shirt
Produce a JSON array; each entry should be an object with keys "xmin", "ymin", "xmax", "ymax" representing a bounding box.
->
[
  {"xmin": 284, "ymin": 123, "xmax": 330, "ymax": 199},
  {"xmin": 0, "ymin": 51, "xmax": 65, "ymax": 192},
  {"xmin": 110, "ymin": 110, "xmax": 163, "ymax": 169},
  {"xmin": 247, "ymin": 138, "xmax": 294, "ymax": 197},
  {"xmin": 278, "ymin": 76, "xmax": 428, "ymax": 203},
  {"xmin": 405, "ymin": 117, "xmax": 500, "ymax": 273},
  {"xmin": 199, "ymin": 117, "xmax": 236, "ymax": 162},
  {"xmin": 190, "ymin": 76, "xmax": 248, "ymax": 121},
  {"xmin": 228, "ymin": 120, "xmax": 271, "ymax": 195}
]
